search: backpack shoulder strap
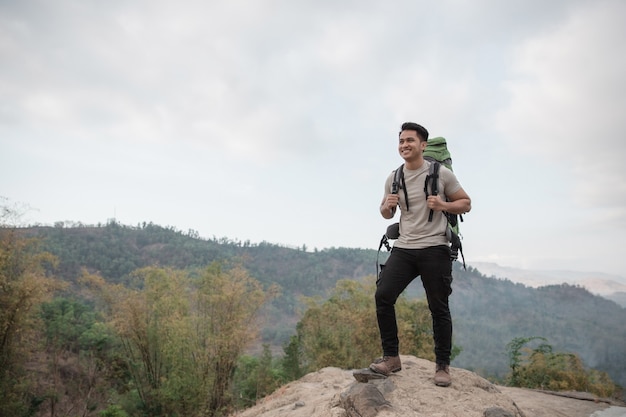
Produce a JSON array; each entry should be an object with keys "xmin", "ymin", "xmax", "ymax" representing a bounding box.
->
[
  {"xmin": 424, "ymin": 161, "xmax": 440, "ymax": 222},
  {"xmin": 424, "ymin": 161, "xmax": 441, "ymax": 198},
  {"xmin": 392, "ymin": 164, "xmax": 403, "ymax": 194},
  {"xmin": 423, "ymin": 160, "xmax": 441, "ymax": 192},
  {"xmin": 392, "ymin": 164, "xmax": 409, "ymax": 211}
]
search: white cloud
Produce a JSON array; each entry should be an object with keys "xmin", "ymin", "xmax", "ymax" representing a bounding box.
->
[{"xmin": 496, "ymin": 0, "xmax": 626, "ymax": 209}]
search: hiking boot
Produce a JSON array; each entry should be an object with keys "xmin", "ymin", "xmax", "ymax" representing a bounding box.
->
[
  {"xmin": 434, "ymin": 363, "xmax": 451, "ymax": 387},
  {"xmin": 369, "ymin": 355, "xmax": 401, "ymax": 376}
]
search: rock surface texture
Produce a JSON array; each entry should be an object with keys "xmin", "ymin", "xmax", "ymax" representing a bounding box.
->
[{"xmin": 230, "ymin": 356, "xmax": 624, "ymax": 417}]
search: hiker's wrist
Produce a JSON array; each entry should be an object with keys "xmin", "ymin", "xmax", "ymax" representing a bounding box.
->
[{"xmin": 380, "ymin": 205, "xmax": 394, "ymax": 219}]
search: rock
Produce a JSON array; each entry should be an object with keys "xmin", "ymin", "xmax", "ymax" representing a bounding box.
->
[
  {"xmin": 340, "ymin": 383, "xmax": 392, "ymax": 417},
  {"xmin": 353, "ymin": 368, "xmax": 388, "ymax": 383},
  {"xmin": 229, "ymin": 355, "xmax": 619, "ymax": 417},
  {"xmin": 484, "ymin": 407, "xmax": 515, "ymax": 417}
]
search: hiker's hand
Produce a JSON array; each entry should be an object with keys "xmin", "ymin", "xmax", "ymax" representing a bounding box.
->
[
  {"xmin": 384, "ymin": 194, "xmax": 399, "ymax": 211},
  {"xmin": 381, "ymin": 194, "xmax": 399, "ymax": 218},
  {"xmin": 427, "ymin": 195, "xmax": 446, "ymax": 212}
]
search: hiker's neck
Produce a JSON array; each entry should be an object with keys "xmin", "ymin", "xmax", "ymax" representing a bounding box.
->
[{"xmin": 403, "ymin": 156, "xmax": 425, "ymax": 170}]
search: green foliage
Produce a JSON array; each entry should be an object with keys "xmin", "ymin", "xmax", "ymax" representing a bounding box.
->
[
  {"xmin": 506, "ymin": 336, "xmax": 618, "ymax": 397},
  {"xmin": 295, "ymin": 278, "xmax": 437, "ymax": 372},
  {"xmin": 256, "ymin": 344, "xmax": 282, "ymax": 399},
  {"xmin": 36, "ymin": 297, "xmax": 122, "ymax": 416},
  {"xmin": 281, "ymin": 334, "xmax": 304, "ymax": 381},
  {"xmin": 506, "ymin": 336, "xmax": 548, "ymax": 385},
  {"xmin": 82, "ymin": 262, "xmax": 274, "ymax": 417},
  {"xmin": 40, "ymin": 298, "xmax": 98, "ymax": 352},
  {"xmin": 99, "ymin": 404, "xmax": 129, "ymax": 417},
  {"xmin": 232, "ymin": 345, "xmax": 286, "ymax": 409}
]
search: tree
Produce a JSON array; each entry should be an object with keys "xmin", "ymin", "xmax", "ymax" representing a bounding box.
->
[
  {"xmin": 0, "ymin": 225, "xmax": 60, "ymax": 416},
  {"xmin": 506, "ymin": 336, "xmax": 548, "ymax": 386},
  {"xmin": 296, "ymin": 278, "xmax": 437, "ymax": 372},
  {"xmin": 506, "ymin": 336, "xmax": 617, "ymax": 397},
  {"xmin": 81, "ymin": 262, "xmax": 275, "ymax": 417},
  {"xmin": 38, "ymin": 298, "xmax": 116, "ymax": 417},
  {"xmin": 232, "ymin": 344, "xmax": 284, "ymax": 409},
  {"xmin": 281, "ymin": 334, "xmax": 303, "ymax": 381},
  {"xmin": 193, "ymin": 262, "xmax": 275, "ymax": 416},
  {"xmin": 83, "ymin": 266, "xmax": 191, "ymax": 415}
]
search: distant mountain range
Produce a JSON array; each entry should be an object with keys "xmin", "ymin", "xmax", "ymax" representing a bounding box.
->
[{"xmin": 469, "ymin": 262, "xmax": 626, "ymax": 307}]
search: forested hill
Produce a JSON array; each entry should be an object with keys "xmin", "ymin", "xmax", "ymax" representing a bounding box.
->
[
  {"xmin": 22, "ymin": 221, "xmax": 380, "ymax": 340},
  {"xmin": 22, "ymin": 221, "xmax": 377, "ymax": 302},
  {"xmin": 19, "ymin": 221, "xmax": 626, "ymax": 386}
]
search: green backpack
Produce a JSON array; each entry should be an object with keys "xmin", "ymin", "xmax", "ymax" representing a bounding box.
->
[{"xmin": 377, "ymin": 137, "xmax": 465, "ymax": 274}]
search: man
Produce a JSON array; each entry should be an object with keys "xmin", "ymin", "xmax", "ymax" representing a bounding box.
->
[{"xmin": 370, "ymin": 122, "xmax": 471, "ymax": 387}]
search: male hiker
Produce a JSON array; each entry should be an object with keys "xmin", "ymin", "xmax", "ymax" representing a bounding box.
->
[{"xmin": 370, "ymin": 122, "xmax": 471, "ymax": 387}]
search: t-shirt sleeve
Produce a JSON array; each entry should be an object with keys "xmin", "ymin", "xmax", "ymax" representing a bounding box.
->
[
  {"xmin": 383, "ymin": 171, "xmax": 394, "ymax": 198},
  {"xmin": 440, "ymin": 166, "xmax": 462, "ymax": 196}
]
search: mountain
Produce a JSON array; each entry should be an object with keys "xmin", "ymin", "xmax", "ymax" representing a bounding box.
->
[
  {"xmin": 16, "ymin": 223, "xmax": 626, "ymax": 387},
  {"xmin": 470, "ymin": 261, "xmax": 626, "ymax": 307}
]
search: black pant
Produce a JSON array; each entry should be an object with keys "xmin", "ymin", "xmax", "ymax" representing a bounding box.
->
[{"xmin": 375, "ymin": 245, "xmax": 453, "ymax": 365}]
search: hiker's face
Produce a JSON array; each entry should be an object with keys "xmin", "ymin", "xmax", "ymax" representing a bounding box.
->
[{"xmin": 398, "ymin": 130, "xmax": 426, "ymax": 160}]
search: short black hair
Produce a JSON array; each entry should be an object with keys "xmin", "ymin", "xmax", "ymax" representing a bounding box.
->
[{"xmin": 400, "ymin": 122, "xmax": 429, "ymax": 141}]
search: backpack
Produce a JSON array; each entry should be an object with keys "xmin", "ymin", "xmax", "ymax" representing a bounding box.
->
[{"xmin": 377, "ymin": 137, "xmax": 465, "ymax": 276}]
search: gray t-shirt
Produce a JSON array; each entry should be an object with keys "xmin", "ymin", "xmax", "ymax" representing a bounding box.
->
[{"xmin": 383, "ymin": 160, "xmax": 462, "ymax": 249}]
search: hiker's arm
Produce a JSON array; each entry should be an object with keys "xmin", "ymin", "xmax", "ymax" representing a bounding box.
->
[
  {"xmin": 380, "ymin": 194, "xmax": 399, "ymax": 219},
  {"xmin": 427, "ymin": 188, "xmax": 471, "ymax": 215}
]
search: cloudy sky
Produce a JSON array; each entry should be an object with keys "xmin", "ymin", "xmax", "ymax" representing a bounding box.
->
[{"xmin": 1, "ymin": 0, "xmax": 625, "ymax": 277}]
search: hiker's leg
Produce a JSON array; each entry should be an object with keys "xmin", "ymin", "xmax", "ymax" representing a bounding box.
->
[
  {"xmin": 375, "ymin": 248, "xmax": 417, "ymax": 356},
  {"xmin": 419, "ymin": 245, "xmax": 453, "ymax": 365}
]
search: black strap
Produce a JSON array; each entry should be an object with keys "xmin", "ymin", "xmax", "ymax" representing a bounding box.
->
[
  {"xmin": 425, "ymin": 161, "xmax": 440, "ymax": 222},
  {"xmin": 392, "ymin": 164, "xmax": 409, "ymax": 211},
  {"xmin": 376, "ymin": 225, "xmax": 397, "ymax": 277},
  {"xmin": 448, "ymin": 228, "xmax": 466, "ymax": 270}
]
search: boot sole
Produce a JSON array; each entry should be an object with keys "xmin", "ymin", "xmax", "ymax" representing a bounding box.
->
[{"xmin": 369, "ymin": 365, "xmax": 402, "ymax": 376}]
